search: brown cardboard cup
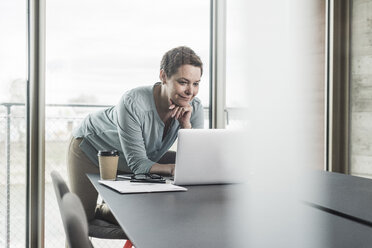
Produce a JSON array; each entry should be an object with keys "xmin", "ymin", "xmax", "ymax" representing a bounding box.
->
[{"xmin": 98, "ymin": 150, "xmax": 119, "ymax": 180}]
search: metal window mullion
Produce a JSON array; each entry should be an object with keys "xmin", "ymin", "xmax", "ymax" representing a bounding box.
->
[
  {"xmin": 210, "ymin": 0, "xmax": 226, "ymax": 129},
  {"xmin": 28, "ymin": 0, "xmax": 45, "ymax": 247},
  {"xmin": 6, "ymin": 105, "xmax": 11, "ymax": 248},
  {"xmin": 327, "ymin": 0, "xmax": 350, "ymax": 173},
  {"xmin": 325, "ymin": 0, "xmax": 332, "ymax": 172}
]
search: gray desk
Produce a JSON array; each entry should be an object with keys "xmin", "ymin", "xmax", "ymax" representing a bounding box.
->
[
  {"xmin": 87, "ymin": 173, "xmax": 372, "ymax": 248},
  {"xmin": 87, "ymin": 174, "xmax": 243, "ymax": 247},
  {"xmin": 307, "ymin": 171, "xmax": 372, "ymax": 224}
]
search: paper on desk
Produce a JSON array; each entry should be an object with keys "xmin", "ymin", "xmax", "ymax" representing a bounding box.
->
[{"xmin": 98, "ymin": 180, "xmax": 187, "ymax": 194}]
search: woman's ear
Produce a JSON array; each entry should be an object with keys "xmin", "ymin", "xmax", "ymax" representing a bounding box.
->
[{"xmin": 159, "ymin": 70, "xmax": 167, "ymax": 84}]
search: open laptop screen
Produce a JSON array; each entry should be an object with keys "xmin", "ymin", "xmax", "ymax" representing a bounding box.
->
[{"xmin": 173, "ymin": 129, "xmax": 244, "ymax": 185}]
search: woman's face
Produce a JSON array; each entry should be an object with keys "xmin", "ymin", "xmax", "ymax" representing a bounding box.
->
[{"xmin": 161, "ymin": 64, "xmax": 201, "ymax": 107}]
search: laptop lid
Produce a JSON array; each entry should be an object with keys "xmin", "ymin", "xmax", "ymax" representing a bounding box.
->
[{"xmin": 173, "ymin": 129, "xmax": 243, "ymax": 185}]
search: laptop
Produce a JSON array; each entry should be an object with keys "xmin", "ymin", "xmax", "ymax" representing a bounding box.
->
[{"xmin": 172, "ymin": 129, "xmax": 244, "ymax": 185}]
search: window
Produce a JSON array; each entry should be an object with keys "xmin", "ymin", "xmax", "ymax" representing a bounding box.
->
[
  {"xmin": 0, "ymin": 0, "xmax": 28, "ymax": 247},
  {"xmin": 226, "ymin": 0, "xmax": 250, "ymax": 129}
]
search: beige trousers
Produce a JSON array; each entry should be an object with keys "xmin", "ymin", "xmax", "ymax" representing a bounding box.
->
[{"xmin": 67, "ymin": 136, "xmax": 117, "ymax": 223}]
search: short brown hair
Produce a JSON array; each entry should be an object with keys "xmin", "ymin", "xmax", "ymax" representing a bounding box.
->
[{"xmin": 160, "ymin": 46, "xmax": 203, "ymax": 78}]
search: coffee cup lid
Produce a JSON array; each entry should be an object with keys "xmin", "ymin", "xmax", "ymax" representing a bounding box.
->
[{"xmin": 97, "ymin": 150, "xmax": 119, "ymax": 156}]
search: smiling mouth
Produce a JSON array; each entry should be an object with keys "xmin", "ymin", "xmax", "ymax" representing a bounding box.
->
[{"xmin": 178, "ymin": 95, "xmax": 191, "ymax": 100}]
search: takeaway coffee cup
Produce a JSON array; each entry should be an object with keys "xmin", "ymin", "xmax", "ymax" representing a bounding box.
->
[{"xmin": 98, "ymin": 150, "xmax": 119, "ymax": 180}]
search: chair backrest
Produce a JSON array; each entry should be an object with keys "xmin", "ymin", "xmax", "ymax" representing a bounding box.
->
[
  {"xmin": 61, "ymin": 192, "xmax": 93, "ymax": 248},
  {"xmin": 51, "ymin": 170, "xmax": 70, "ymax": 209}
]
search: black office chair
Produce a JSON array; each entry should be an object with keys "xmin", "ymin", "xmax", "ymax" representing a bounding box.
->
[{"xmin": 51, "ymin": 170, "xmax": 133, "ymax": 248}]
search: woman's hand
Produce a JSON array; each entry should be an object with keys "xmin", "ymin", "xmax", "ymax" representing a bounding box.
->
[{"xmin": 169, "ymin": 100, "xmax": 192, "ymax": 129}]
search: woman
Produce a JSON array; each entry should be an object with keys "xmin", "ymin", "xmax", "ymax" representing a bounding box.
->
[{"xmin": 67, "ymin": 46, "xmax": 204, "ymax": 222}]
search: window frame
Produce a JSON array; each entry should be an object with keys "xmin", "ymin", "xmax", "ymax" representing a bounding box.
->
[
  {"xmin": 28, "ymin": 0, "xmax": 46, "ymax": 246},
  {"xmin": 326, "ymin": 0, "xmax": 351, "ymax": 173}
]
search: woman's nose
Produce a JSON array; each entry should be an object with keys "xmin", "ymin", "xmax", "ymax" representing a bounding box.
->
[{"xmin": 185, "ymin": 85, "xmax": 193, "ymax": 95}]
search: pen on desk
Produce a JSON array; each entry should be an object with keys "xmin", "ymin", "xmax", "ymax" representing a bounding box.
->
[{"xmin": 117, "ymin": 175, "xmax": 133, "ymax": 180}]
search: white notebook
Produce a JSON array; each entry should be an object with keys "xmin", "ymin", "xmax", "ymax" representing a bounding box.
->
[{"xmin": 99, "ymin": 180, "xmax": 187, "ymax": 194}]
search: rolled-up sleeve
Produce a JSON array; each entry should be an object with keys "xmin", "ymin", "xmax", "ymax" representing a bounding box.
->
[{"xmin": 116, "ymin": 96, "xmax": 154, "ymax": 174}]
